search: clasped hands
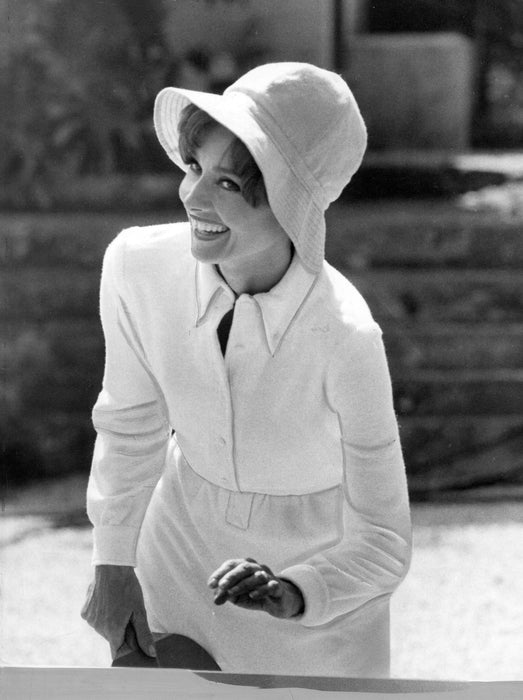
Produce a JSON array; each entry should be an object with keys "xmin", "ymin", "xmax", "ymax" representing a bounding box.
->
[{"xmin": 208, "ymin": 557, "xmax": 304, "ymax": 619}]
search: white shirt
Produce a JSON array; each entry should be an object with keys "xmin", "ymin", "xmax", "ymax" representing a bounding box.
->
[{"xmin": 87, "ymin": 222, "xmax": 411, "ymax": 630}]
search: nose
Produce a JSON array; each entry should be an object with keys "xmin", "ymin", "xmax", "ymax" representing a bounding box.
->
[{"xmin": 179, "ymin": 171, "xmax": 210, "ymax": 212}]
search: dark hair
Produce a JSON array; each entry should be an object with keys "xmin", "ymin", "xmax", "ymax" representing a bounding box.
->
[{"xmin": 178, "ymin": 103, "xmax": 267, "ymax": 207}]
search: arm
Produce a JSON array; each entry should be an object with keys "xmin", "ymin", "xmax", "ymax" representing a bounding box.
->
[
  {"xmin": 279, "ymin": 323, "xmax": 412, "ymax": 627},
  {"xmin": 87, "ymin": 231, "xmax": 171, "ymax": 565},
  {"xmin": 82, "ymin": 231, "xmax": 170, "ymax": 657}
]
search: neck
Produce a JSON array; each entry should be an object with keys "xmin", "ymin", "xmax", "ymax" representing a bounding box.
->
[{"xmin": 218, "ymin": 242, "xmax": 293, "ymax": 295}]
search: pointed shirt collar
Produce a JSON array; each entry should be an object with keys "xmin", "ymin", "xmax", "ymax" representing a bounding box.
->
[{"xmin": 195, "ymin": 255, "xmax": 318, "ymax": 355}]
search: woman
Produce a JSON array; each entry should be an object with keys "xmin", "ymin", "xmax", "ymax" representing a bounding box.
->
[{"xmin": 82, "ymin": 62, "xmax": 411, "ymax": 677}]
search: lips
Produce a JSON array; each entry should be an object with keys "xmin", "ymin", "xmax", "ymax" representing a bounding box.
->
[{"xmin": 190, "ymin": 216, "xmax": 230, "ymax": 238}]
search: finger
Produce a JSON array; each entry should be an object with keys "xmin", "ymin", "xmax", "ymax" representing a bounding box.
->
[
  {"xmin": 215, "ymin": 560, "xmax": 262, "ymax": 592},
  {"xmin": 109, "ymin": 618, "xmax": 132, "ymax": 659},
  {"xmin": 227, "ymin": 591, "xmax": 270, "ymax": 611},
  {"xmin": 228, "ymin": 570, "xmax": 271, "ymax": 597},
  {"xmin": 213, "ymin": 570, "xmax": 275, "ymax": 606},
  {"xmin": 112, "ymin": 620, "xmax": 147, "ymax": 661},
  {"xmin": 80, "ymin": 583, "xmax": 95, "ymax": 620},
  {"xmin": 213, "ymin": 588, "xmax": 230, "ymax": 606},
  {"xmin": 213, "ymin": 575, "xmax": 263, "ymax": 606},
  {"xmin": 248, "ymin": 579, "xmax": 282, "ymax": 600},
  {"xmin": 207, "ymin": 559, "xmax": 246, "ymax": 588},
  {"xmin": 121, "ymin": 620, "xmax": 139, "ymax": 655},
  {"xmin": 132, "ymin": 611, "xmax": 157, "ymax": 658}
]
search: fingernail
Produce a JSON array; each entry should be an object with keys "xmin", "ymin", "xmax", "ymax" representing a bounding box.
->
[{"xmin": 149, "ymin": 645, "xmax": 157, "ymax": 657}]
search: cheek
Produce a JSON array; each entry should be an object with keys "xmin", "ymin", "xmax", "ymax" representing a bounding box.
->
[
  {"xmin": 256, "ymin": 208, "xmax": 289, "ymax": 243},
  {"xmin": 178, "ymin": 175, "xmax": 190, "ymax": 204},
  {"xmin": 213, "ymin": 192, "xmax": 245, "ymax": 221}
]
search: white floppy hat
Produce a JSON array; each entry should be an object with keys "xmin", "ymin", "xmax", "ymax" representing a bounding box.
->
[{"xmin": 154, "ymin": 62, "xmax": 367, "ymax": 273}]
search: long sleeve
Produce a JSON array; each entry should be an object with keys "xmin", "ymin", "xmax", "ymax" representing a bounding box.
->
[
  {"xmin": 87, "ymin": 231, "xmax": 171, "ymax": 566},
  {"xmin": 280, "ymin": 322, "xmax": 411, "ymax": 627}
]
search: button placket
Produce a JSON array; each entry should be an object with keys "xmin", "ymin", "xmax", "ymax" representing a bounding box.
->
[
  {"xmin": 206, "ymin": 302, "xmax": 237, "ymax": 491},
  {"xmin": 226, "ymin": 298, "xmax": 257, "ymax": 371},
  {"xmin": 224, "ymin": 297, "xmax": 263, "ymax": 494}
]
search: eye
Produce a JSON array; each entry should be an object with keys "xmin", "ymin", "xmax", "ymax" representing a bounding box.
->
[
  {"xmin": 218, "ymin": 178, "xmax": 241, "ymax": 193},
  {"xmin": 187, "ymin": 160, "xmax": 202, "ymax": 174}
]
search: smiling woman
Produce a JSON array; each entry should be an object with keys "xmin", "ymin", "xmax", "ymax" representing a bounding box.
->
[
  {"xmin": 81, "ymin": 62, "xmax": 411, "ymax": 678},
  {"xmin": 179, "ymin": 119, "xmax": 292, "ymax": 293}
]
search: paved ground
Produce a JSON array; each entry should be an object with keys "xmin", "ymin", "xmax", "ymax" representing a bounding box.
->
[{"xmin": 1, "ymin": 476, "xmax": 522, "ymax": 680}]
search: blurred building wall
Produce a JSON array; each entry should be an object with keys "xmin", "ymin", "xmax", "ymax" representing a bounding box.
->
[
  {"xmin": 160, "ymin": 1, "xmax": 475, "ymax": 150},
  {"xmin": 344, "ymin": 32, "xmax": 475, "ymax": 150},
  {"xmin": 163, "ymin": 0, "xmax": 335, "ymax": 70}
]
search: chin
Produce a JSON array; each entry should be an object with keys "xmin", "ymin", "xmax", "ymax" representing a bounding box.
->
[{"xmin": 190, "ymin": 239, "xmax": 226, "ymax": 265}]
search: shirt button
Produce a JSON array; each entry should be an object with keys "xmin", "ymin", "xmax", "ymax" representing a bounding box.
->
[{"xmin": 218, "ymin": 437, "xmax": 226, "ymax": 446}]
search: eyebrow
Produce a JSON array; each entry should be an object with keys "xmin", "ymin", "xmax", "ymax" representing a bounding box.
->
[
  {"xmin": 214, "ymin": 165, "xmax": 241, "ymax": 177},
  {"xmin": 215, "ymin": 139, "xmax": 242, "ymax": 178},
  {"xmin": 184, "ymin": 152, "xmax": 240, "ymax": 178}
]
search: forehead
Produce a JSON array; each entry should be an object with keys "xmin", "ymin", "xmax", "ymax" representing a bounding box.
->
[{"xmin": 196, "ymin": 123, "xmax": 237, "ymax": 167}]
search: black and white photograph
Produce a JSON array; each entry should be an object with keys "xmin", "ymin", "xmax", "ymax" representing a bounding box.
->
[{"xmin": 2, "ymin": 1, "xmax": 523, "ymax": 698}]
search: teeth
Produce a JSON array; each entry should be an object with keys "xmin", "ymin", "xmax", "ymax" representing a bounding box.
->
[{"xmin": 191, "ymin": 218, "xmax": 228, "ymax": 234}]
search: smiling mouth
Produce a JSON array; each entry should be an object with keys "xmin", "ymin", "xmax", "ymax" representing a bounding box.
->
[{"xmin": 190, "ymin": 216, "xmax": 230, "ymax": 237}]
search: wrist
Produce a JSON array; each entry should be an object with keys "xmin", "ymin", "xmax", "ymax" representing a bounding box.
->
[
  {"xmin": 280, "ymin": 578, "xmax": 305, "ymax": 617},
  {"xmin": 95, "ymin": 564, "xmax": 135, "ymax": 582}
]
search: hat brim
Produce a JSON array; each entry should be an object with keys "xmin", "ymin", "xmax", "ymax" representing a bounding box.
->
[{"xmin": 154, "ymin": 87, "xmax": 325, "ymax": 273}]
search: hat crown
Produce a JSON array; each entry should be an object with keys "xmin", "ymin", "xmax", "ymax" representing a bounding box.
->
[{"xmin": 225, "ymin": 63, "xmax": 367, "ymax": 204}]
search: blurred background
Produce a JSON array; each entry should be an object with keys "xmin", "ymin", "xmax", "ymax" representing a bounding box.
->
[{"xmin": 1, "ymin": 0, "xmax": 523, "ymax": 679}]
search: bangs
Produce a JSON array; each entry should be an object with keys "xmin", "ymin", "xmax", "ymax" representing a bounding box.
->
[
  {"xmin": 227, "ymin": 138, "xmax": 267, "ymax": 207},
  {"xmin": 178, "ymin": 103, "xmax": 267, "ymax": 207},
  {"xmin": 178, "ymin": 104, "xmax": 215, "ymax": 164}
]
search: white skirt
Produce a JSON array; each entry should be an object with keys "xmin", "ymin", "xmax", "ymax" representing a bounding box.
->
[{"xmin": 136, "ymin": 439, "xmax": 390, "ymax": 676}]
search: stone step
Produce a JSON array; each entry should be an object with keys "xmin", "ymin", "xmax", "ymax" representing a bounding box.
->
[
  {"xmin": 4, "ymin": 266, "xmax": 523, "ymax": 323},
  {"xmin": 326, "ymin": 205, "xmax": 523, "ymax": 269},
  {"xmin": 0, "ymin": 212, "xmax": 168, "ymax": 268},
  {"xmin": 4, "ymin": 411, "xmax": 95, "ymax": 481},
  {"xmin": 16, "ymin": 370, "xmax": 523, "ymax": 416},
  {"xmin": 5, "ymin": 319, "xmax": 523, "ymax": 381},
  {"xmin": 0, "ymin": 268, "xmax": 99, "ymax": 320},
  {"xmin": 0, "ymin": 174, "xmax": 183, "ymax": 213},
  {"xmin": 6, "ymin": 320, "xmax": 523, "ymax": 415},
  {"xmin": 2, "ymin": 205, "xmax": 523, "ymax": 269},
  {"xmin": 347, "ymin": 269, "xmax": 523, "ymax": 323},
  {"xmin": 3, "ymin": 321, "xmax": 103, "ymax": 415},
  {"xmin": 384, "ymin": 323, "xmax": 523, "ymax": 371},
  {"xmin": 6, "ymin": 408, "xmax": 523, "ymax": 491},
  {"xmin": 393, "ymin": 371, "xmax": 523, "ymax": 416},
  {"xmin": 350, "ymin": 151, "xmax": 523, "ymax": 198},
  {"xmin": 400, "ymin": 415, "xmax": 523, "ymax": 466},
  {"xmin": 399, "ymin": 415, "xmax": 523, "ymax": 495}
]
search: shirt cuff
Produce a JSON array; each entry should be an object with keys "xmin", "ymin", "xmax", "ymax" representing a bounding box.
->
[
  {"xmin": 278, "ymin": 564, "xmax": 330, "ymax": 627},
  {"xmin": 91, "ymin": 525, "xmax": 141, "ymax": 566}
]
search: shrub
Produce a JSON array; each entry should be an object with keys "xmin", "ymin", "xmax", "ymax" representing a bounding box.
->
[{"xmin": 2, "ymin": 0, "xmax": 175, "ymax": 208}]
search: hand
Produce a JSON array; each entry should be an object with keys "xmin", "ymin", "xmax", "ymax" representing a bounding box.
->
[
  {"xmin": 208, "ymin": 558, "xmax": 304, "ymax": 619},
  {"xmin": 81, "ymin": 565, "xmax": 156, "ymax": 660}
]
